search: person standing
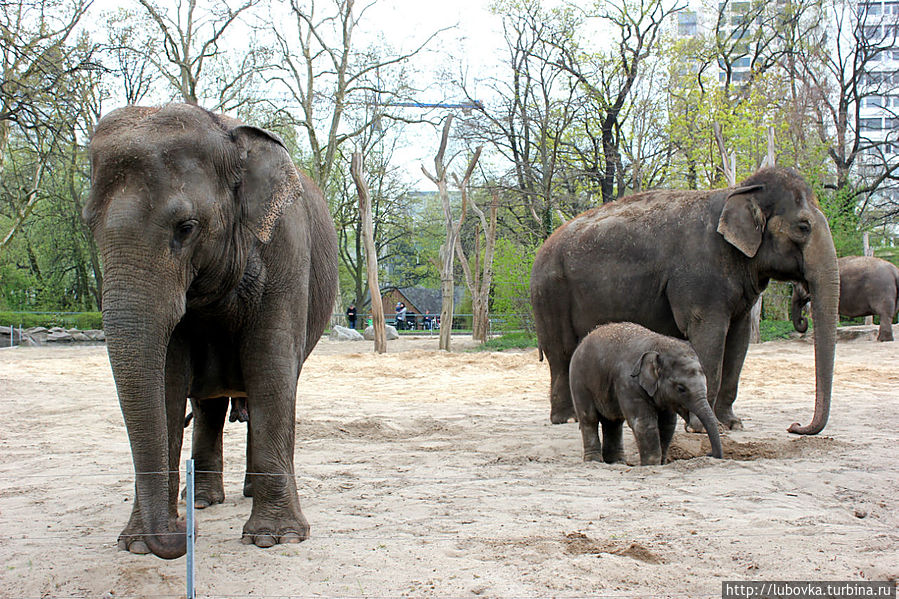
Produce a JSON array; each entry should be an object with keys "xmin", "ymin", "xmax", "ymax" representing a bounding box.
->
[
  {"xmin": 346, "ymin": 303, "xmax": 357, "ymax": 329},
  {"xmin": 395, "ymin": 301, "xmax": 407, "ymax": 330}
]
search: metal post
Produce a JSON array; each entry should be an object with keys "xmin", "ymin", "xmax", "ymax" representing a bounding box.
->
[{"xmin": 185, "ymin": 459, "xmax": 196, "ymax": 599}]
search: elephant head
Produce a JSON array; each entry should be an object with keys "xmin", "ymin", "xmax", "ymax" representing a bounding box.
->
[
  {"xmin": 791, "ymin": 282, "xmax": 811, "ymax": 333},
  {"xmin": 83, "ymin": 104, "xmax": 306, "ymax": 558},
  {"xmin": 718, "ymin": 168, "xmax": 839, "ymax": 435},
  {"xmin": 634, "ymin": 350, "xmax": 723, "ymax": 459}
]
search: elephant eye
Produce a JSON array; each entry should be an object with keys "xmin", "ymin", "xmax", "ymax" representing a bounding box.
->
[
  {"xmin": 796, "ymin": 220, "xmax": 811, "ymax": 236},
  {"xmin": 177, "ymin": 219, "xmax": 198, "ymax": 237},
  {"xmin": 675, "ymin": 383, "xmax": 687, "ymax": 394}
]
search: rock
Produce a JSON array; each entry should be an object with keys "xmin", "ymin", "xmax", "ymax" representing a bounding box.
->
[
  {"xmin": 363, "ymin": 324, "xmax": 399, "ymax": 341},
  {"xmin": 71, "ymin": 332, "xmax": 92, "ymax": 342},
  {"xmin": 329, "ymin": 325, "xmax": 364, "ymax": 341},
  {"xmin": 46, "ymin": 331, "xmax": 74, "ymax": 343},
  {"xmin": 24, "ymin": 327, "xmax": 49, "ymax": 344},
  {"xmin": 84, "ymin": 329, "xmax": 106, "ymax": 342}
]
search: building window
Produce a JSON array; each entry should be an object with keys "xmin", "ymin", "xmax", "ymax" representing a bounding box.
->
[
  {"xmin": 861, "ymin": 117, "xmax": 884, "ymax": 130},
  {"xmin": 678, "ymin": 11, "xmax": 698, "ymax": 36},
  {"xmin": 862, "ymin": 2, "xmax": 883, "ymax": 16},
  {"xmin": 866, "ymin": 96, "xmax": 885, "ymax": 107}
]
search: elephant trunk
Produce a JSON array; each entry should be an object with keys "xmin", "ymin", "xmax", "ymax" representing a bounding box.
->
[
  {"xmin": 790, "ymin": 283, "xmax": 810, "ymax": 333},
  {"xmin": 103, "ymin": 269, "xmax": 187, "ymax": 559},
  {"xmin": 788, "ymin": 215, "xmax": 839, "ymax": 435},
  {"xmin": 690, "ymin": 396, "xmax": 723, "ymax": 459}
]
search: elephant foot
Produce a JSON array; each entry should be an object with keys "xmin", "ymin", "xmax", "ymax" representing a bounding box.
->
[
  {"xmin": 229, "ymin": 398, "xmax": 249, "ymax": 423},
  {"xmin": 241, "ymin": 512, "xmax": 309, "ymax": 548},
  {"xmin": 118, "ymin": 514, "xmax": 188, "ymax": 557},
  {"xmin": 877, "ymin": 331, "xmax": 893, "ymax": 342},
  {"xmin": 550, "ymin": 405, "xmax": 577, "ymax": 424},
  {"xmin": 715, "ymin": 407, "xmax": 743, "ymax": 431},
  {"xmin": 686, "ymin": 412, "xmax": 740, "ymax": 432},
  {"xmin": 117, "ymin": 536, "xmax": 151, "ymax": 555},
  {"xmin": 181, "ymin": 477, "xmax": 225, "ymax": 509},
  {"xmin": 583, "ymin": 451, "xmax": 603, "ymax": 462}
]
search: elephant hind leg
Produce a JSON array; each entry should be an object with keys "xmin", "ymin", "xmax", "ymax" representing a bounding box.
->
[
  {"xmin": 600, "ymin": 417, "xmax": 625, "ymax": 464},
  {"xmin": 188, "ymin": 397, "xmax": 228, "ymax": 509},
  {"xmin": 877, "ymin": 314, "xmax": 894, "ymax": 342}
]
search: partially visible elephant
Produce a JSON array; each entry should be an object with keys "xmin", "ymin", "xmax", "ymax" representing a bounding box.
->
[
  {"xmin": 792, "ymin": 255, "xmax": 899, "ymax": 342},
  {"xmin": 531, "ymin": 167, "xmax": 839, "ymax": 435},
  {"xmin": 570, "ymin": 322, "xmax": 723, "ymax": 465},
  {"xmin": 84, "ymin": 104, "xmax": 338, "ymax": 559}
]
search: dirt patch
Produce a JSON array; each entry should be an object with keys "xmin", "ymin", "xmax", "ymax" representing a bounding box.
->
[
  {"xmin": 564, "ymin": 532, "xmax": 664, "ymax": 564},
  {"xmin": 667, "ymin": 433, "xmax": 847, "ymax": 462}
]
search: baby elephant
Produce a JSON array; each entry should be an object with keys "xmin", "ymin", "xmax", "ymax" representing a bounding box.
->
[{"xmin": 570, "ymin": 322, "xmax": 724, "ymax": 465}]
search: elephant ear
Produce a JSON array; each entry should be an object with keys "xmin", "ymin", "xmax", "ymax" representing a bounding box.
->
[
  {"xmin": 717, "ymin": 184, "xmax": 766, "ymax": 258},
  {"xmin": 632, "ymin": 351, "xmax": 662, "ymax": 397},
  {"xmin": 231, "ymin": 125, "xmax": 303, "ymax": 244}
]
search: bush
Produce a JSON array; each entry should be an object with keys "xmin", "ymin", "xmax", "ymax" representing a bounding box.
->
[
  {"xmin": 0, "ymin": 311, "xmax": 103, "ymax": 330},
  {"xmin": 759, "ymin": 319, "xmax": 798, "ymax": 342}
]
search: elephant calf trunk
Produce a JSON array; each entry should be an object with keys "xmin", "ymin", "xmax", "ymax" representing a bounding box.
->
[{"xmin": 693, "ymin": 400, "xmax": 723, "ymax": 459}]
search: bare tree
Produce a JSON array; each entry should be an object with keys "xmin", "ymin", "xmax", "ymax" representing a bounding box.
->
[
  {"xmin": 133, "ymin": 0, "xmax": 258, "ymax": 106},
  {"xmin": 350, "ymin": 152, "xmax": 386, "ymax": 353},
  {"xmin": 422, "ymin": 116, "xmax": 481, "ymax": 351},
  {"xmin": 458, "ymin": 0, "xmax": 581, "ymax": 239},
  {"xmin": 268, "ymin": 0, "xmax": 445, "ymax": 189},
  {"xmin": 791, "ymin": 0, "xmax": 899, "ymax": 221},
  {"xmin": 102, "ymin": 8, "xmax": 159, "ymax": 104},
  {"xmin": 550, "ymin": 0, "xmax": 685, "ymax": 203},
  {"xmin": 454, "ymin": 186, "xmax": 496, "ymax": 344}
]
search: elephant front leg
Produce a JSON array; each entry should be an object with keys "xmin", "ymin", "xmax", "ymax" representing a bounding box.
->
[
  {"xmin": 119, "ymin": 335, "xmax": 189, "ymax": 555},
  {"xmin": 241, "ymin": 357, "xmax": 309, "ymax": 547},
  {"xmin": 630, "ymin": 412, "xmax": 663, "ymax": 466},
  {"xmin": 658, "ymin": 410, "xmax": 677, "ymax": 464},
  {"xmin": 713, "ymin": 314, "xmax": 752, "ymax": 430},
  {"xmin": 188, "ymin": 397, "xmax": 228, "ymax": 508},
  {"xmin": 682, "ymin": 320, "xmax": 727, "ymax": 433}
]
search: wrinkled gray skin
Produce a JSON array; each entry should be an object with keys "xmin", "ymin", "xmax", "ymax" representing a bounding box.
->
[
  {"xmin": 531, "ymin": 167, "xmax": 839, "ymax": 436},
  {"xmin": 570, "ymin": 323, "xmax": 723, "ymax": 465},
  {"xmin": 792, "ymin": 256, "xmax": 899, "ymax": 342},
  {"xmin": 84, "ymin": 104, "xmax": 337, "ymax": 559}
]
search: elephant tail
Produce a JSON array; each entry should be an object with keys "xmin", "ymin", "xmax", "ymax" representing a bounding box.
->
[{"xmin": 538, "ymin": 345, "xmax": 544, "ymax": 361}]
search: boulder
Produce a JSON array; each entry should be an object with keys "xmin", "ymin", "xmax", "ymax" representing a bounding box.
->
[
  {"xmin": 46, "ymin": 331, "xmax": 75, "ymax": 343},
  {"xmin": 83, "ymin": 330, "xmax": 106, "ymax": 342},
  {"xmin": 363, "ymin": 324, "xmax": 399, "ymax": 341},
  {"xmin": 329, "ymin": 325, "xmax": 364, "ymax": 341}
]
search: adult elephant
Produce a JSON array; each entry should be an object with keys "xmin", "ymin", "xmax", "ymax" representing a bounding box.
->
[
  {"xmin": 84, "ymin": 104, "xmax": 338, "ymax": 559},
  {"xmin": 531, "ymin": 167, "xmax": 838, "ymax": 435},
  {"xmin": 792, "ymin": 255, "xmax": 899, "ymax": 342}
]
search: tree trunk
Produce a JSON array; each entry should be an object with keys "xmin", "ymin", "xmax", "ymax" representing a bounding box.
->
[{"xmin": 351, "ymin": 153, "xmax": 386, "ymax": 353}]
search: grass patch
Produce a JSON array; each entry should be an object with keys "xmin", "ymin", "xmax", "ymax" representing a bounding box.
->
[
  {"xmin": 478, "ymin": 331, "xmax": 538, "ymax": 351},
  {"xmin": 759, "ymin": 319, "xmax": 799, "ymax": 342}
]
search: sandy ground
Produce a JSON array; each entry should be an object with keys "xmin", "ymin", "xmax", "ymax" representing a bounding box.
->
[{"xmin": 0, "ymin": 331, "xmax": 897, "ymax": 598}]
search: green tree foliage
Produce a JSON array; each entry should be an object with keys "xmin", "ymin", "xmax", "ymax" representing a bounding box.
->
[{"xmin": 490, "ymin": 239, "xmax": 537, "ymax": 333}]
